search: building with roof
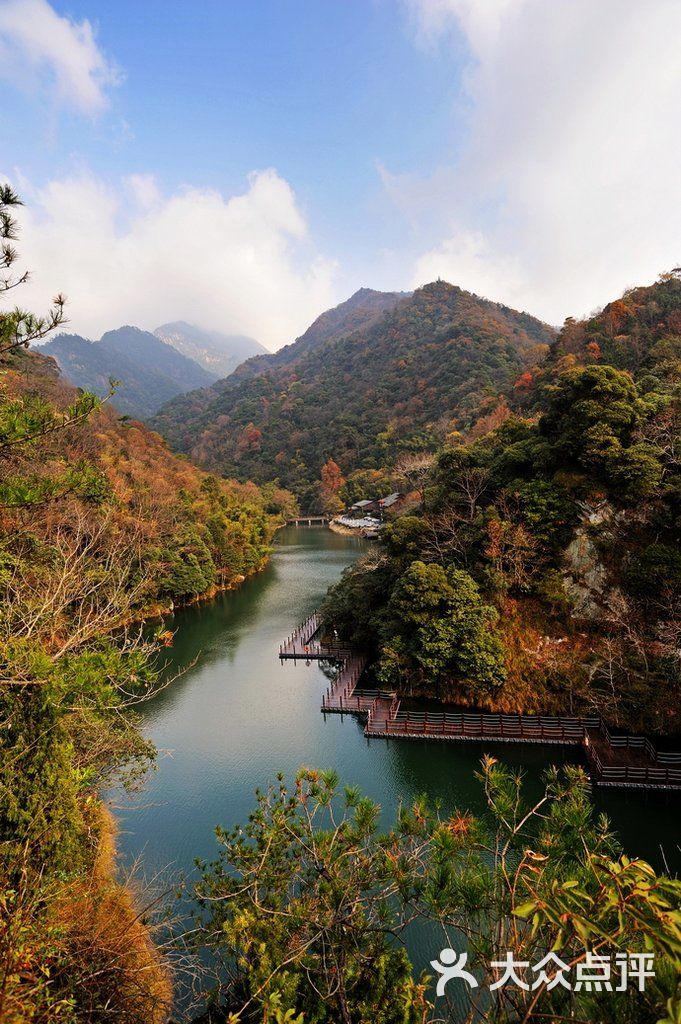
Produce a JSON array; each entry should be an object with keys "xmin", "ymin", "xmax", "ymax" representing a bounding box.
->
[
  {"xmin": 348, "ymin": 498, "xmax": 378, "ymax": 517},
  {"xmin": 378, "ymin": 492, "xmax": 403, "ymax": 512}
]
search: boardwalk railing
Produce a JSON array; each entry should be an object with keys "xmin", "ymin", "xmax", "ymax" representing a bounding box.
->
[
  {"xmin": 584, "ymin": 735, "xmax": 681, "ymax": 787},
  {"xmin": 279, "ymin": 612, "xmax": 322, "ymax": 656},
  {"xmin": 598, "ymin": 721, "xmax": 681, "ymax": 766},
  {"xmin": 280, "ymin": 610, "xmax": 681, "ymax": 790},
  {"xmin": 371, "ymin": 710, "xmax": 599, "ymax": 744},
  {"xmin": 322, "ymin": 685, "xmax": 394, "ymax": 714},
  {"xmin": 321, "ymin": 655, "xmax": 369, "ymax": 711}
]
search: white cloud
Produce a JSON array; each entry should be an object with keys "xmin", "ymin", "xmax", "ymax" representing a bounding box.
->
[
  {"xmin": 0, "ymin": 0, "xmax": 120, "ymax": 115},
  {"xmin": 401, "ymin": 0, "xmax": 681, "ymax": 322},
  {"xmin": 14, "ymin": 168, "xmax": 337, "ymax": 351},
  {"xmin": 124, "ymin": 173, "xmax": 160, "ymax": 211},
  {"xmin": 413, "ymin": 229, "xmax": 525, "ymax": 306}
]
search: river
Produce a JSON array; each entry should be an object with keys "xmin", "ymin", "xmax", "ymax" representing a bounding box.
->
[{"xmin": 110, "ymin": 526, "xmax": 679, "ymax": 1010}]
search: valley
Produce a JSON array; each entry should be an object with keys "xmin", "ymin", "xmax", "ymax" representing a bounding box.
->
[
  {"xmin": 4, "ymin": 3, "xmax": 681, "ymax": 1019},
  {"xmin": 152, "ymin": 281, "xmax": 555, "ymax": 507},
  {"xmin": 110, "ymin": 526, "xmax": 681, "ymax": 1015},
  {"xmin": 3, "ymin": 180, "xmax": 680, "ymax": 1024}
]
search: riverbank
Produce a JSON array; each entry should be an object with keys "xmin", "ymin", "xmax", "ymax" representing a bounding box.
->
[
  {"xmin": 328, "ymin": 518, "xmax": 379, "ymax": 537},
  {"xmin": 137, "ymin": 561, "xmax": 266, "ymax": 622},
  {"xmin": 283, "ymin": 607, "xmax": 681, "ymax": 790},
  {"xmin": 122, "ymin": 540, "xmax": 279, "ymax": 627}
]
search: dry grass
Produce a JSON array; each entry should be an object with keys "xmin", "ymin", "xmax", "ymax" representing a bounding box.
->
[{"xmin": 0, "ymin": 802, "xmax": 173, "ymax": 1024}]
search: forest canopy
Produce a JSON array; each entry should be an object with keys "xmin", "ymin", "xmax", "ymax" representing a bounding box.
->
[
  {"xmin": 152, "ymin": 281, "xmax": 554, "ymax": 509},
  {"xmin": 322, "ymin": 273, "xmax": 681, "ymax": 734}
]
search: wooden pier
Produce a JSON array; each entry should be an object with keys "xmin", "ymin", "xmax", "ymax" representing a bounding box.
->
[
  {"xmin": 279, "ymin": 612, "xmax": 681, "ymax": 790},
  {"xmin": 279, "ymin": 612, "xmax": 370, "ymax": 710}
]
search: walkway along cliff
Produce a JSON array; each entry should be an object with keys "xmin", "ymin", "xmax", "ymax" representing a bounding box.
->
[{"xmin": 279, "ymin": 612, "xmax": 681, "ymax": 791}]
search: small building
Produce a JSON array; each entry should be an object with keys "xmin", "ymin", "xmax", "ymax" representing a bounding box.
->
[
  {"xmin": 377, "ymin": 492, "xmax": 404, "ymax": 518},
  {"xmin": 349, "ymin": 498, "xmax": 378, "ymax": 518}
]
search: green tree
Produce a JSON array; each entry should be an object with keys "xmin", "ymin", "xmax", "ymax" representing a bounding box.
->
[
  {"xmin": 0, "ymin": 185, "xmax": 67, "ymax": 356},
  {"xmin": 321, "ymin": 555, "xmax": 396, "ymax": 650},
  {"xmin": 195, "ymin": 762, "xmax": 681, "ymax": 1024},
  {"xmin": 543, "ymin": 366, "xmax": 641, "ymax": 448},
  {"xmin": 381, "ymin": 560, "xmax": 506, "ymax": 693},
  {"xmin": 540, "ymin": 365, "xmax": 662, "ymax": 498},
  {"xmin": 195, "ymin": 768, "xmax": 431, "ymax": 1024}
]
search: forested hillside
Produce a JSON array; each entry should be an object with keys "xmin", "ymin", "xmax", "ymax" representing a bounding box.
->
[
  {"xmin": 153, "ymin": 282, "xmax": 554, "ymax": 508},
  {"xmin": 322, "ymin": 272, "xmax": 681, "ymax": 735},
  {"xmin": 227, "ymin": 286, "xmax": 411, "ymax": 382},
  {"xmin": 41, "ymin": 326, "xmax": 217, "ymax": 419},
  {"xmin": 5, "ymin": 348, "xmax": 293, "ymax": 601},
  {"xmin": 0, "ymin": 186, "xmax": 295, "ymax": 1023}
]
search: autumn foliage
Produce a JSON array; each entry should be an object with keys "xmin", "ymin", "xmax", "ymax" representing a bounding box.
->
[
  {"xmin": 153, "ymin": 281, "xmax": 554, "ymax": 508},
  {"xmin": 320, "ymin": 457, "xmax": 345, "ymax": 514}
]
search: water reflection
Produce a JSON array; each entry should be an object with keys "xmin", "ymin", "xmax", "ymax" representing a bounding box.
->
[{"xmin": 110, "ymin": 526, "xmax": 680, "ymax": 1012}]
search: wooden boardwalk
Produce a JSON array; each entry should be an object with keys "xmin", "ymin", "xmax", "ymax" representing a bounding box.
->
[
  {"xmin": 279, "ymin": 612, "xmax": 371, "ymax": 711},
  {"xmin": 279, "ymin": 612, "xmax": 681, "ymax": 790},
  {"xmin": 367, "ymin": 709, "xmax": 592, "ymax": 745},
  {"xmin": 279, "ymin": 611, "xmax": 325, "ymax": 656}
]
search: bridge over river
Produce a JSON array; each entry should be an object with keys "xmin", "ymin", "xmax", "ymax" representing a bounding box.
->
[
  {"xmin": 286, "ymin": 514, "xmax": 329, "ymax": 526},
  {"xmin": 280, "ymin": 611, "xmax": 681, "ymax": 791}
]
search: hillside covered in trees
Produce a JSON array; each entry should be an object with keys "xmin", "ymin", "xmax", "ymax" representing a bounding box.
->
[
  {"xmin": 0, "ymin": 186, "xmax": 295, "ymax": 1023},
  {"xmin": 152, "ymin": 283, "xmax": 554, "ymax": 509},
  {"xmin": 322, "ymin": 272, "xmax": 681, "ymax": 735},
  {"xmin": 41, "ymin": 325, "xmax": 218, "ymax": 419},
  {"xmin": 3, "ymin": 345, "xmax": 293, "ymax": 605}
]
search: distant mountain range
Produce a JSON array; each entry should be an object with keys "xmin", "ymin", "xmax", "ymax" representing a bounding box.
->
[
  {"xmin": 40, "ymin": 322, "xmax": 265, "ymax": 420},
  {"xmin": 154, "ymin": 321, "xmax": 265, "ymax": 377},
  {"xmin": 151, "ymin": 282, "xmax": 555, "ymax": 505}
]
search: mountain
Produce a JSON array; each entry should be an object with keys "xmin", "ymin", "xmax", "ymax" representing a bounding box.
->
[
  {"xmin": 41, "ymin": 326, "xmax": 217, "ymax": 419},
  {"xmin": 227, "ymin": 287, "xmax": 412, "ymax": 383},
  {"xmin": 152, "ymin": 282, "xmax": 555, "ymax": 506},
  {"xmin": 320, "ymin": 271, "xmax": 681, "ymax": 735},
  {"xmin": 154, "ymin": 320, "xmax": 266, "ymax": 377}
]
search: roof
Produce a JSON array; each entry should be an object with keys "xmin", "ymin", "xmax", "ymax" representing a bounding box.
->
[
  {"xmin": 379, "ymin": 492, "xmax": 402, "ymax": 507},
  {"xmin": 351, "ymin": 499, "xmax": 375, "ymax": 508}
]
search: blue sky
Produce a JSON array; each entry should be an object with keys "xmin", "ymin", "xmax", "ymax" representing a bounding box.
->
[
  {"xmin": 1, "ymin": 0, "xmax": 680, "ymax": 348},
  {"xmin": 5, "ymin": 2, "xmax": 461, "ymax": 259}
]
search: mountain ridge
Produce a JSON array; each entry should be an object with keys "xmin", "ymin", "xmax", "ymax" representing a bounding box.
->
[
  {"xmin": 225, "ymin": 287, "xmax": 412, "ymax": 385},
  {"xmin": 41, "ymin": 325, "xmax": 218, "ymax": 420},
  {"xmin": 154, "ymin": 320, "xmax": 266, "ymax": 377},
  {"xmin": 152, "ymin": 281, "xmax": 555, "ymax": 507}
]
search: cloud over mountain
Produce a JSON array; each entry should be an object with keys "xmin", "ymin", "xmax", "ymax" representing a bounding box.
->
[{"xmin": 15, "ymin": 168, "xmax": 337, "ymax": 351}]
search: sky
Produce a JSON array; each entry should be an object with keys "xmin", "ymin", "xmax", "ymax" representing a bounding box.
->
[{"xmin": 0, "ymin": 0, "xmax": 680, "ymax": 350}]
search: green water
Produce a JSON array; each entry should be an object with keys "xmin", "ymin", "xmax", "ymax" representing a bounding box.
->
[{"xmin": 111, "ymin": 526, "xmax": 679, "ymax": 1012}]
